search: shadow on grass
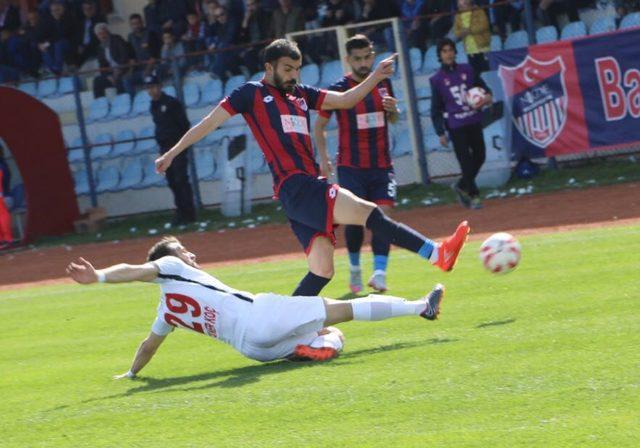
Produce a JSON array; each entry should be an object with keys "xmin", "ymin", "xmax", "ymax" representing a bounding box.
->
[{"xmin": 476, "ymin": 318, "xmax": 516, "ymax": 329}]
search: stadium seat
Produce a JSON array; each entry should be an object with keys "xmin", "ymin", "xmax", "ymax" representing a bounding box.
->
[
  {"xmin": 162, "ymin": 85, "xmax": 177, "ymax": 97},
  {"xmin": 108, "ymin": 93, "xmax": 131, "ymax": 120},
  {"xmin": 118, "ymin": 158, "xmax": 144, "ymax": 190},
  {"xmin": 249, "ymin": 70, "xmax": 265, "ymax": 82},
  {"xmin": 455, "ymin": 41, "xmax": 468, "ymax": 64},
  {"xmin": 224, "ymin": 75, "xmax": 247, "ymax": 97},
  {"xmin": 490, "ymin": 35, "xmax": 502, "ymax": 52},
  {"xmin": 248, "ymin": 141, "xmax": 268, "ymax": 174},
  {"xmin": 391, "ymin": 128, "xmax": 412, "ymax": 157},
  {"xmin": 183, "ymin": 82, "xmax": 201, "ymax": 107},
  {"xmin": 620, "ymin": 12, "xmax": 640, "ymax": 29},
  {"xmin": 136, "ymin": 127, "xmax": 157, "ymax": 154},
  {"xmin": 199, "ymin": 79, "xmax": 224, "ymax": 105},
  {"xmin": 409, "ymin": 47, "xmax": 423, "ymax": 73},
  {"xmin": 536, "ymin": 26, "xmax": 558, "ymax": 44},
  {"xmin": 374, "ymin": 51, "xmax": 392, "ymax": 67},
  {"xmin": 96, "ymin": 165, "xmax": 120, "ymax": 193},
  {"xmin": 504, "ymin": 30, "xmax": 529, "ymax": 49},
  {"xmin": 560, "ymin": 21, "xmax": 587, "ymax": 40},
  {"xmin": 423, "ymin": 46, "xmax": 440, "ymax": 73},
  {"xmin": 17, "ymin": 82, "xmax": 37, "ymax": 97},
  {"xmin": 68, "ymin": 137, "xmax": 87, "ymax": 163},
  {"xmin": 589, "ymin": 16, "xmax": 616, "ymax": 35},
  {"xmin": 417, "ymin": 99, "xmax": 431, "ymax": 116},
  {"xmin": 87, "ymin": 97, "xmax": 110, "ymax": 122},
  {"xmin": 37, "ymin": 78, "xmax": 58, "ymax": 98},
  {"xmin": 112, "ymin": 129, "xmax": 136, "ymax": 157},
  {"xmin": 131, "ymin": 90, "xmax": 151, "ymax": 116},
  {"xmin": 300, "ymin": 63, "xmax": 320, "ymax": 85},
  {"xmin": 425, "ymin": 132, "xmax": 447, "ymax": 152},
  {"xmin": 391, "ymin": 78, "xmax": 404, "ymax": 101},
  {"xmin": 195, "ymin": 148, "xmax": 217, "ymax": 180},
  {"xmin": 58, "ymin": 76, "xmax": 75, "ymax": 95},
  {"xmin": 320, "ymin": 60, "xmax": 343, "ymax": 87},
  {"xmin": 481, "ymin": 71, "xmax": 504, "ymax": 103},
  {"xmin": 91, "ymin": 133, "xmax": 113, "ymax": 160},
  {"xmin": 140, "ymin": 157, "xmax": 167, "ymax": 188},
  {"xmin": 73, "ymin": 170, "xmax": 90, "ymax": 195}
]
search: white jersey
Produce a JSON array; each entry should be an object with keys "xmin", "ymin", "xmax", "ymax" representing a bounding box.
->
[{"xmin": 150, "ymin": 256, "xmax": 254, "ymax": 350}]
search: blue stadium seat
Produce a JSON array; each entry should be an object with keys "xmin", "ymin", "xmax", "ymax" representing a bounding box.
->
[
  {"xmin": 108, "ymin": 93, "xmax": 131, "ymax": 120},
  {"xmin": 409, "ymin": 47, "xmax": 423, "ymax": 73},
  {"xmin": 183, "ymin": 82, "xmax": 201, "ymax": 107},
  {"xmin": 112, "ymin": 129, "xmax": 136, "ymax": 157},
  {"xmin": 504, "ymin": 30, "xmax": 529, "ymax": 49},
  {"xmin": 374, "ymin": 51, "xmax": 392, "ymax": 67},
  {"xmin": 250, "ymin": 70, "xmax": 265, "ymax": 82},
  {"xmin": 140, "ymin": 157, "xmax": 167, "ymax": 188},
  {"xmin": 481, "ymin": 71, "xmax": 504, "ymax": 103},
  {"xmin": 536, "ymin": 26, "xmax": 558, "ymax": 44},
  {"xmin": 195, "ymin": 148, "xmax": 217, "ymax": 180},
  {"xmin": 92, "ymin": 133, "xmax": 113, "ymax": 160},
  {"xmin": 455, "ymin": 41, "xmax": 468, "ymax": 64},
  {"xmin": 162, "ymin": 85, "xmax": 177, "ymax": 97},
  {"xmin": 224, "ymin": 75, "xmax": 247, "ymax": 97},
  {"xmin": 560, "ymin": 21, "xmax": 587, "ymax": 40},
  {"xmin": 424, "ymin": 132, "xmax": 446, "ymax": 152},
  {"xmin": 423, "ymin": 46, "xmax": 440, "ymax": 73},
  {"xmin": 136, "ymin": 127, "xmax": 157, "ymax": 154},
  {"xmin": 417, "ymin": 99, "xmax": 431, "ymax": 116},
  {"xmin": 37, "ymin": 78, "xmax": 58, "ymax": 98},
  {"xmin": 320, "ymin": 60, "xmax": 343, "ymax": 87},
  {"xmin": 248, "ymin": 141, "xmax": 268, "ymax": 174},
  {"xmin": 73, "ymin": 170, "xmax": 90, "ymax": 195},
  {"xmin": 18, "ymin": 82, "xmax": 37, "ymax": 96},
  {"xmin": 620, "ymin": 12, "xmax": 640, "ymax": 29},
  {"xmin": 58, "ymin": 76, "xmax": 75, "ymax": 95},
  {"xmin": 391, "ymin": 128, "xmax": 411, "ymax": 157},
  {"xmin": 87, "ymin": 97, "xmax": 110, "ymax": 122},
  {"xmin": 96, "ymin": 165, "xmax": 120, "ymax": 193},
  {"xmin": 196, "ymin": 129, "xmax": 220, "ymax": 149},
  {"xmin": 490, "ymin": 35, "xmax": 502, "ymax": 52},
  {"xmin": 131, "ymin": 90, "xmax": 151, "ymax": 116},
  {"xmin": 589, "ymin": 16, "xmax": 616, "ymax": 35},
  {"xmin": 118, "ymin": 158, "xmax": 144, "ymax": 190},
  {"xmin": 68, "ymin": 137, "xmax": 86, "ymax": 163},
  {"xmin": 391, "ymin": 78, "xmax": 404, "ymax": 101},
  {"xmin": 199, "ymin": 79, "xmax": 224, "ymax": 105},
  {"xmin": 301, "ymin": 63, "xmax": 320, "ymax": 85}
]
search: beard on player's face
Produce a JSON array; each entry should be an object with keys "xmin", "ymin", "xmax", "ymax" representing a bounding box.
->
[
  {"xmin": 274, "ymin": 69, "xmax": 297, "ymax": 93},
  {"xmin": 353, "ymin": 65, "xmax": 372, "ymax": 78}
]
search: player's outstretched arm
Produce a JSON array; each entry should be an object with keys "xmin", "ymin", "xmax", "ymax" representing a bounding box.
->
[
  {"xmin": 66, "ymin": 257, "xmax": 159, "ymax": 284},
  {"xmin": 321, "ymin": 53, "xmax": 397, "ymax": 111},
  {"xmin": 313, "ymin": 115, "xmax": 333, "ymax": 177},
  {"xmin": 155, "ymin": 105, "xmax": 232, "ymax": 174},
  {"xmin": 114, "ymin": 332, "xmax": 167, "ymax": 380}
]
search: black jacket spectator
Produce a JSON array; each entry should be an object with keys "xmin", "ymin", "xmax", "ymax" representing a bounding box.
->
[
  {"xmin": 93, "ymin": 23, "xmax": 136, "ymax": 97},
  {"xmin": 144, "ymin": 0, "xmax": 169, "ymax": 35},
  {"xmin": 36, "ymin": 6, "xmax": 76, "ymax": 45},
  {"xmin": 271, "ymin": 0, "xmax": 305, "ymax": 37},
  {"xmin": 128, "ymin": 14, "xmax": 160, "ymax": 65},
  {"xmin": 0, "ymin": 1, "xmax": 21, "ymax": 33},
  {"xmin": 151, "ymin": 91, "xmax": 191, "ymax": 148},
  {"xmin": 321, "ymin": 0, "xmax": 355, "ymax": 27},
  {"xmin": 75, "ymin": 1, "xmax": 106, "ymax": 64},
  {"xmin": 358, "ymin": 0, "xmax": 400, "ymax": 21}
]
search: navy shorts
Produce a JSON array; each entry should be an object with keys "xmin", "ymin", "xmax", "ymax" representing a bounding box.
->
[
  {"xmin": 278, "ymin": 174, "xmax": 340, "ymax": 254},
  {"xmin": 337, "ymin": 166, "xmax": 396, "ymax": 206}
]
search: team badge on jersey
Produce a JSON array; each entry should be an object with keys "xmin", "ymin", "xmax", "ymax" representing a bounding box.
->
[
  {"xmin": 378, "ymin": 86, "xmax": 388, "ymax": 97},
  {"xmin": 295, "ymin": 98, "xmax": 308, "ymax": 111},
  {"xmin": 499, "ymin": 55, "xmax": 568, "ymax": 148}
]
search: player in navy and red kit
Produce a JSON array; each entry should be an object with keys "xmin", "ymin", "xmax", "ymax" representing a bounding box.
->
[
  {"xmin": 156, "ymin": 39, "xmax": 470, "ymax": 297},
  {"xmin": 315, "ymin": 35, "xmax": 399, "ymax": 294}
]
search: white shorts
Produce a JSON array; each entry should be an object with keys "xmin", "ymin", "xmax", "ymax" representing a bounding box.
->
[{"xmin": 238, "ymin": 293, "xmax": 327, "ymax": 362}]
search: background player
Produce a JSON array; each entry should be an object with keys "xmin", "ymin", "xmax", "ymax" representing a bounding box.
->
[
  {"xmin": 66, "ymin": 236, "xmax": 445, "ymax": 377},
  {"xmin": 155, "ymin": 39, "xmax": 469, "ymax": 298},
  {"xmin": 315, "ymin": 34, "xmax": 399, "ymax": 294}
]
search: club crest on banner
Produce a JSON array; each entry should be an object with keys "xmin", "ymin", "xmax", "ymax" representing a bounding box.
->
[{"xmin": 499, "ymin": 56, "xmax": 568, "ymax": 148}]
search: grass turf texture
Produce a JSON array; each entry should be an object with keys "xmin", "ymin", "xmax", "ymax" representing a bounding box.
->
[{"xmin": 1, "ymin": 225, "xmax": 639, "ymax": 447}]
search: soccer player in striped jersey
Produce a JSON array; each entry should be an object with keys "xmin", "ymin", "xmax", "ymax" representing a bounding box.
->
[
  {"xmin": 156, "ymin": 39, "xmax": 469, "ymax": 298},
  {"xmin": 314, "ymin": 34, "xmax": 399, "ymax": 294},
  {"xmin": 66, "ymin": 236, "xmax": 445, "ymax": 372}
]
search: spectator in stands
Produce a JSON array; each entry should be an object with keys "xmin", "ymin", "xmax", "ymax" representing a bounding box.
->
[
  {"xmin": 128, "ymin": 13, "xmax": 160, "ymax": 77},
  {"xmin": 454, "ymin": 0, "xmax": 490, "ymax": 74},
  {"xmin": 401, "ymin": 0, "xmax": 428, "ymax": 50},
  {"xmin": 616, "ymin": 0, "xmax": 640, "ymax": 17},
  {"xmin": 93, "ymin": 22, "xmax": 136, "ymax": 98},
  {"xmin": 271, "ymin": 0, "xmax": 305, "ymax": 37},
  {"xmin": 357, "ymin": 0, "xmax": 400, "ymax": 52},
  {"xmin": 159, "ymin": 29, "xmax": 187, "ymax": 78},
  {"xmin": 161, "ymin": 0, "xmax": 190, "ymax": 37},
  {"xmin": 36, "ymin": 0, "xmax": 76, "ymax": 75},
  {"xmin": 181, "ymin": 11, "xmax": 205, "ymax": 67},
  {"xmin": 75, "ymin": 0, "xmax": 105, "ymax": 65},
  {"xmin": 144, "ymin": 0, "xmax": 168, "ymax": 35},
  {"xmin": 239, "ymin": 0, "xmax": 270, "ymax": 73},
  {"xmin": 424, "ymin": 0, "xmax": 453, "ymax": 42},
  {"xmin": 15, "ymin": 10, "xmax": 41, "ymax": 78},
  {"xmin": 489, "ymin": 0, "xmax": 523, "ymax": 38},
  {"xmin": 206, "ymin": 5, "xmax": 239, "ymax": 79},
  {"xmin": 0, "ymin": 29, "xmax": 20, "ymax": 82},
  {"xmin": 0, "ymin": 0, "xmax": 20, "ymax": 34},
  {"xmin": 537, "ymin": 0, "xmax": 579, "ymax": 32},
  {"xmin": 320, "ymin": 0, "xmax": 356, "ymax": 27},
  {"xmin": 145, "ymin": 73, "xmax": 196, "ymax": 225}
]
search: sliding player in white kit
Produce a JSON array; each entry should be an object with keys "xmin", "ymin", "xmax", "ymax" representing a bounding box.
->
[{"xmin": 66, "ymin": 236, "xmax": 445, "ymax": 379}]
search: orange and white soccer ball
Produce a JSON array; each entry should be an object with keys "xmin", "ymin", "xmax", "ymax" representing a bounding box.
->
[
  {"xmin": 466, "ymin": 87, "xmax": 487, "ymax": 109},
  {"xmin": 479, "ymin": 232, "xmax": 521, "ymax": 274}
]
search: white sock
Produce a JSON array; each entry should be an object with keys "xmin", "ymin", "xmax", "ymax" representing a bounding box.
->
[
  {"xmin": 430, "ymin": 243, "xmax": 440, "ymax": 264},
  {"xmin": 310, "ymin": 332, "xmax": 344, "ymax": 351},
  {"xmin": 350, "ymin": 294, "xmax": 425, "ymax": 321}
]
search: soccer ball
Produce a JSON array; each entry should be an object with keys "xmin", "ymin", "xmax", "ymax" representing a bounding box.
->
[
  {"xmin": 466, "ymin": 87, "xmax": 487, "ymax": 109},
  {"xmin": 479, "ymin": 232, "xmax": 521, "ymax": 274}
]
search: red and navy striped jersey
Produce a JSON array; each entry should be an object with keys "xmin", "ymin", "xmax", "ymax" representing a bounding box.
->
[
  {"xmin": 220, "ymin": 81, "xmax": 327, "ymax": 194},
  {"xmin": 319, "ymin": 75, "xmax": 393, "ymax": 169}
]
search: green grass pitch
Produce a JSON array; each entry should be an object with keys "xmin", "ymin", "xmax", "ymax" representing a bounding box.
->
[{"xmin": 1, "ymin": 225, "xmax": 639, "ymax": 447}]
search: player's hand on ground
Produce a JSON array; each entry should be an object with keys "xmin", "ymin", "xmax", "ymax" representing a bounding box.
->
[
  {"xmin": 439, "ymin": 134, "xmax": 449, "ymax": 148},
  {"xmin": 320, "ymin": 159, "xmax": 334, "ymax": 178},
  {"xmin": 382, "ymin": 95, "xmax": 399, "ymax": 114},
  {"xmin": 113, "ymin": 371, "xmax": 136, "ymax": 380},
  {"xmin": 155, "ymin": 153, "xmax": 173, "ymax": 174},
  {"xmin": 66, "ymin": 257, "xmax": 99, "ymax": 284},
  {"xmin": 373, "ymin": 53, "xmax": 397, "ymax": 80}
]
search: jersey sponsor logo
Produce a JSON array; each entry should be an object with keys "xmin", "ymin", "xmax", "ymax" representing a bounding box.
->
[
  {"xmin": 499, "ymin": 55, "xmax": 568, "ymax": 148},
  {"xmin": 281, "ymin": 115, "xmax": 309, "ymax": 135},
  {"xmin": 356, "ymin": 112, "xmax": 385, "ymax": 129},
  {"xmin": 296, "ymin": 98, "xmax": 308, "ymax": 111},
  {"xmin": 378, "ymin": 87, "xmax": 389, "ymax": 97},
  {"xmin": 203, "ymin": 305, "xmax": 218, "ymax": 338},
  {"xmin": 264, "ymin": 95, "xmax": 274, "ymax": 103}
]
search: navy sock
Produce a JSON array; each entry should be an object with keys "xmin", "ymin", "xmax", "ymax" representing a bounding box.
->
[
  {"xmin": 292, "ymin": 271, "xmax": 331, "ymax": 296},
  {"xmin": 365, "ymin": 207, "xmax": 435, "ymax": 257},
  {"xmin": 345, "ymin": 225, "xmax": 364, "ymax": 253}
]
